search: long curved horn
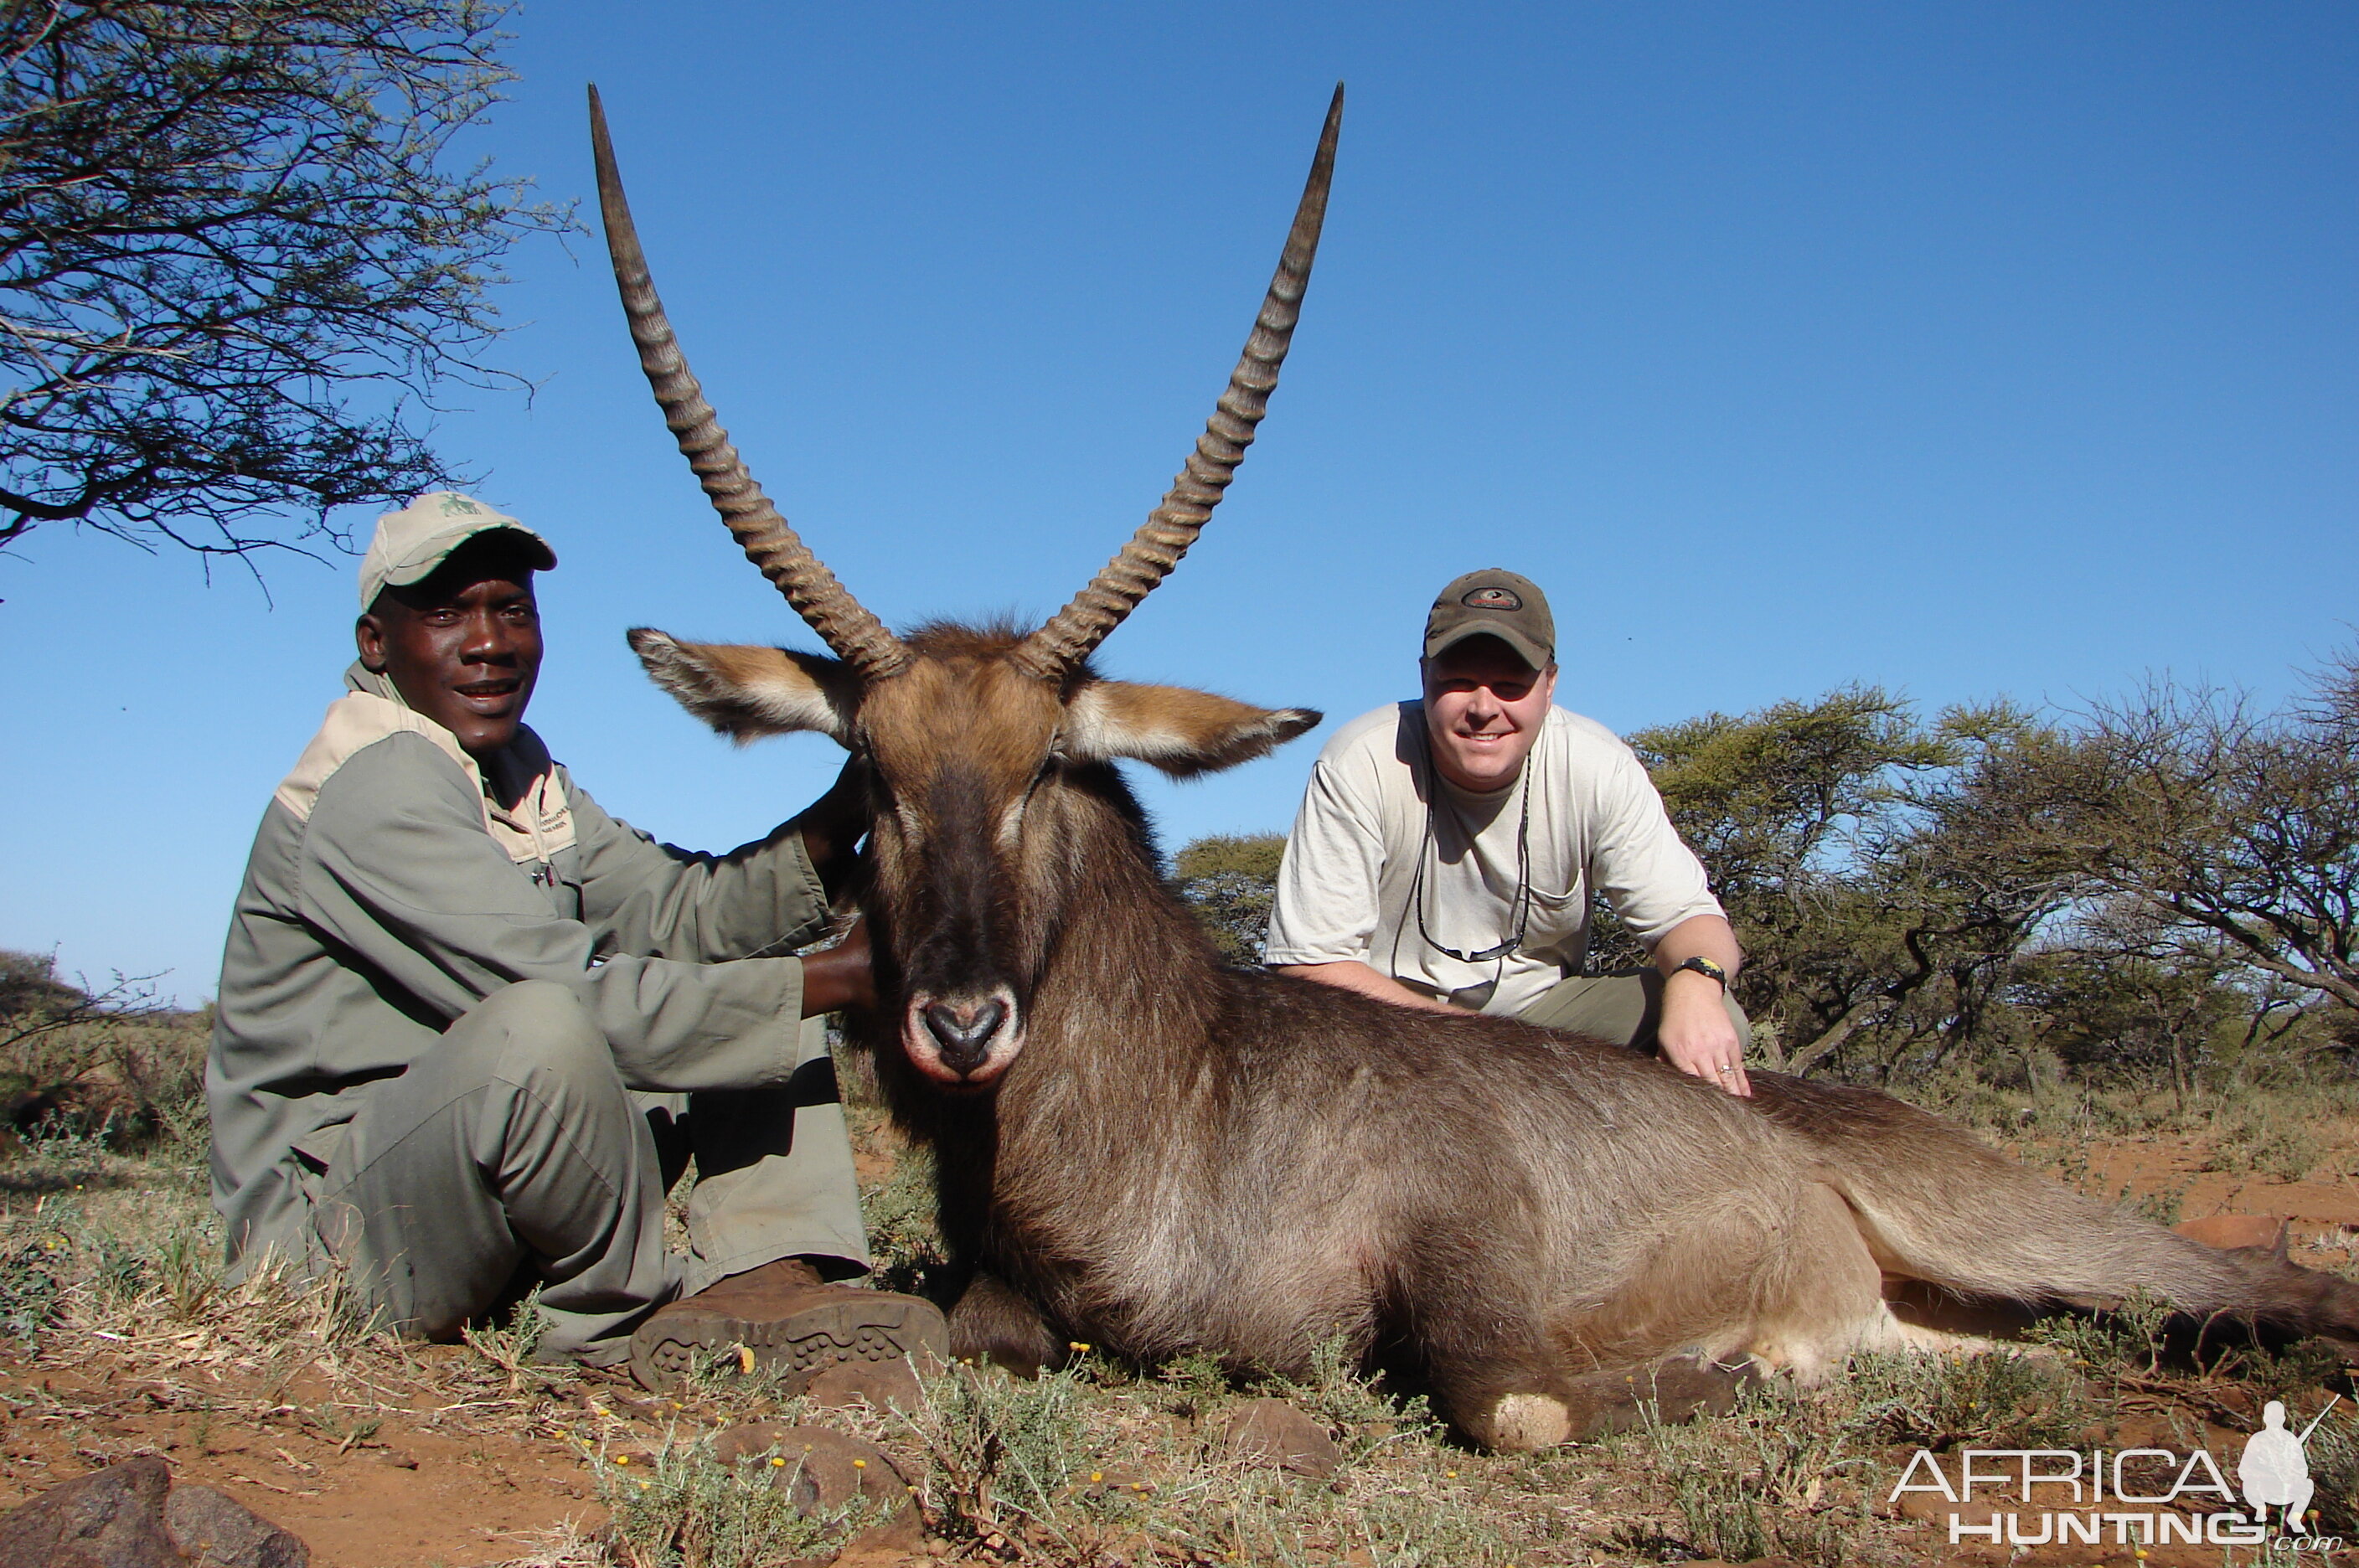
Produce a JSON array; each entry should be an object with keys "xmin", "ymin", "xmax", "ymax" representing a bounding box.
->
[
  {"xmin": 1013, "ymin": 85, "xmax": 1343, "ymax": 682},
  {"xmin": 589, "ymin": 85, "xmax": 910, "ymax": 679}
]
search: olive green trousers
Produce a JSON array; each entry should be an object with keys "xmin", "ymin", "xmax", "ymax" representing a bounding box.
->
[
  {"xmin": 302, "ymin": 980, "xmax": 866, "ymax": 1364},
  {"xmin": 1516, "ymin": 967, "xmax": 1750, "ymax": 1052}
]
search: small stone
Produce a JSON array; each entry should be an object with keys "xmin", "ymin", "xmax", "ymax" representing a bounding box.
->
[
  {"xmin": 2173, "ymin": 1213, "xmax": 2289, "ymax": 1254},
  {"xmin": 163, "ymin": 1484, "xmax": 308, "ymax": 1568},
  {"xmin": 1220, "ymin": 1398, "xmax": 1340, "ymax": 1478},
  {"xmin": 803, "ymin": 1356, "xmax": 924, "ymax": 1413},
  {"xmin": 710, "ymin": 1424, "xmax": 921, "ymax": 1551},
  {"xmin": 373, "ymin": 1451, "xmax": 419, "ymax": 1470}
]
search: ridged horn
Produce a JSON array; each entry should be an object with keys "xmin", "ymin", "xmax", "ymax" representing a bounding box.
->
[
  {"xmin": 589, "ymin": 85, "xmax": 909, "ymax": 679},
  {"xmin": 1012, "ymin": 84, "xmax": 1343, "ymax": 682}
]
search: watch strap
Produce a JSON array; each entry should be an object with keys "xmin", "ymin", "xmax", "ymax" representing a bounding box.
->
[{"xmin": 1672, "ymin": 955, "xmax": 1728, "ymax": 990}]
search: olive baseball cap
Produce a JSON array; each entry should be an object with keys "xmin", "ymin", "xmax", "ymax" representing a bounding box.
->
[
  {"xmin": 1423, "ymin": 568, "xmax": 1554, "ymax": 669},
  {"xmin": 358, "ymin": 491, "xmax": 556, "ymax": 609}
]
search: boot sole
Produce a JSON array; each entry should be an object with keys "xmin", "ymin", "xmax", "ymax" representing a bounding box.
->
[{"xmin": 630, "ymin": 1291, "xmax": 947, "ymax": 1395}]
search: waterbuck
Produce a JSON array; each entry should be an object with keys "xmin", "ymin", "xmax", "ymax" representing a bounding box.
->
[{"xmin": 588, "ymin": 88, "xmax": 2359, "ymax": 1452}]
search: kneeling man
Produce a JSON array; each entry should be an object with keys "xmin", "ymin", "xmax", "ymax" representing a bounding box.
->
[
  {"xmin": 1265, "ymin": 570, "xmax": 1753, "ymax": 1096},
  {"xmin": 209, "ymin": 493, "xmax": 943, "ymax": 1386}
]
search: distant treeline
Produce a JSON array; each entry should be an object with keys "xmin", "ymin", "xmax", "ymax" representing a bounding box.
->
[{"xmin": 1173, "ymin": 647, "xmax": 2359, "ymax": 1097}]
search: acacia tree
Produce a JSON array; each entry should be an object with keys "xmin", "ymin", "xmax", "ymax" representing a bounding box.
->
[
  {"xmin": 2031, "ymin": 655, "xmax": 2359, "ymax": 1021},
  {"xmin": 1630, "ymin": 688, "xmax": 1969, "ymax": 1075},
  {"xmin": 1171, "ymin": 833, "xmax": 1288, "ymax": 965},
  {"xmin": 0, "ymin": 0, "xmax": 565, "ymax": 564}
]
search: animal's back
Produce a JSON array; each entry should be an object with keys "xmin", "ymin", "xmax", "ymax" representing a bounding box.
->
[{"xmin": 998, "ymin": 970, "xmax": 1821, "ymax": 1369}]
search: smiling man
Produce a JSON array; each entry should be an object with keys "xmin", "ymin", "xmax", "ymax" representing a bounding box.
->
[
  {"xmin": 1265, "ymin": 568, "xmax": 1753, "ymax": 1096},
  {"xmin": 209, "ymin": 493, "xmax": 944, "ymax": 1385}
]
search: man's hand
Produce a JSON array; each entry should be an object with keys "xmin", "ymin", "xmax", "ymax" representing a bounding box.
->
[
  {"xmin": 799, "ymin": 916, "xmax": 876, "ymax": 1018},
  {"xmin": 794, "ymin": 756, "xmax": 872, "ymax": 899},
  {"xmin": 1654, "ymin": 915, "xmax": 1748, "ymax": 1096}
]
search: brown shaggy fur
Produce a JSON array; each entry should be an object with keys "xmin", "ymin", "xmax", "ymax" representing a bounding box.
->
[{"xmin": 636, "ymin": 622, "xmax": 2359, "ymax": 1452}]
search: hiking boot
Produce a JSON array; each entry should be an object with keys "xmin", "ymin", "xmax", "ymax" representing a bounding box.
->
[{"xmin": 628, "ymin": 1258, "xmax": 947, "ymax": 1395}]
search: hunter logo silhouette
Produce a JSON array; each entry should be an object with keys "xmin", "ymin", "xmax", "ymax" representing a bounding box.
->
[{"xmin": 2241, "ymin": 1395, "xmax": 2339, "ymax": 1531}]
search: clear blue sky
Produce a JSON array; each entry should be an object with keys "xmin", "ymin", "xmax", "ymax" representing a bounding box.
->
[{"xmin": 3, "ymin": 3, "xmax": 2353, "ymax": 1004}]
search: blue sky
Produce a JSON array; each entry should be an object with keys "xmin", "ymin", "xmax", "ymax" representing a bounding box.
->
[{"xmin": 3, "ymin": 3, "xmax": 2353, "ymax": 1004}]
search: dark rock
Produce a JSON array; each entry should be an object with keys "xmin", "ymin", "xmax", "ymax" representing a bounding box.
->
[
  {"xmin": 711, "ymin": 1423, "xmax": 922, "ymax": 1552},
  {"xmin": 1221, "ymin": 1398, "xmax": 1340, "ymax": 1478},
  {"xmin": 0, "ymin": 1456, "xmax": 183, "ymax": 1568},
  {"xmin": 0, "ymin": 1457, "xmax": 310, "ymax": 1568},
  {"xmin": 163, "ymin": 1484, "xmax": 307, "ymax": 1568}
]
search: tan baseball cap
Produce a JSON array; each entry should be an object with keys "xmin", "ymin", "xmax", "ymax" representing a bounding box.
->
[
  {"xmin": 358, "ymin": 492, "xmax": 556, "ymax": 608},
  {"xmin": 1423, "ymin": 568, "xmax": 1554, "ymax": 669}
]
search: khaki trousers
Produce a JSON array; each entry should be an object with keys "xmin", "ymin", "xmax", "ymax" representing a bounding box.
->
[
  {"xmin": 1516, "ymin": 967, "xmax": 1750, "ymax": 1053},
  {"xmin": 304, "ymin": 980, "xmax": 867, "ymax": 1365}
]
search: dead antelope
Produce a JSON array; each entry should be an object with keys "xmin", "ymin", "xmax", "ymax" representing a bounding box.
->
[{"xmin": 589, "ymin": 87, "xmax": 2359, "ymax": 1451}]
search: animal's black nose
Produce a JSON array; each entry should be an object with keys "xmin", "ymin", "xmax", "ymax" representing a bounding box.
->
[{"xmin": 923, "ymin": 998, "xmax": 1008, "ymax": 1074}]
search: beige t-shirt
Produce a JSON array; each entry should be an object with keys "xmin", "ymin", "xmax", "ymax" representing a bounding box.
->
[{"xmin": 1262, "ymin": 702, "xmax": 1724, "ymax": 1016}]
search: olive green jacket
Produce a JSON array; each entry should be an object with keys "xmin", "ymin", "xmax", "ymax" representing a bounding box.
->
[{"xmin": 209, "ymin": 664, "xmax": 831, "ymax": 1272}]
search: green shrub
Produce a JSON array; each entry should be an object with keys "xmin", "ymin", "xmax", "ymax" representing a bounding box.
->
[
  {"xmin": 593, "ymin": 1433, "xmax": 877, "ymax": 1568},
  {"xmin": 1848, "ymin": 1349, "xmax": 2090, "ymax": 1450}
]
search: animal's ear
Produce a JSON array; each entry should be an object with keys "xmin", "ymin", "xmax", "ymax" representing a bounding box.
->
[
  {"xmin": 1062, "ymin": 682, "xmax": 1321, "ymax": 778},
  {"xmin": 627, "ymin": 628, "xmax": 859, "ymax": 745}
]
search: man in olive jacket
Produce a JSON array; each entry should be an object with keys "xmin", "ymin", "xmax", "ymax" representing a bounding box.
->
[{"xmin": 209, "ymin": 493, "xmax": 941, "ymax": 1388}]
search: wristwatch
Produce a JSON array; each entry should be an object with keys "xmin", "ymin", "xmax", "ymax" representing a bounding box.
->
[{"xmin": 1670, "ymin": 955, "xmax": 1728, "ymax": 990}]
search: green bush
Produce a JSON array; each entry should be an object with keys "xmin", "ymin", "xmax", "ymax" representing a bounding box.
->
[{"xmin": 1170, "ymin": 833, "xmax": 1288, "ymax": 965}]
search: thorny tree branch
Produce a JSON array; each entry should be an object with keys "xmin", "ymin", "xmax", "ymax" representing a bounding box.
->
[{"xmin": 0, "ymin": 0, "xmax": 572, "ymax": 569}]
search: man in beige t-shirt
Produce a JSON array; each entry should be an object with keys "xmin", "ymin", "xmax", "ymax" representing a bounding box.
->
[{"xmin": 1264, "ymin": 569, "xmax": 1753, "ymax": 1096}]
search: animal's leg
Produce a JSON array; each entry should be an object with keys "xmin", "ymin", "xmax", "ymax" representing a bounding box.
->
[
  {"xmin": 1429, "ymin": 1359, "xmax": 1580, "ymax": 1452},
  {"xmin": 1886, "ymin": 1320, "xmax": 2051, "ymax": 1358},
  {"xmin": 947, "ymin": 1271, "xmax": 1065, "ymax": 1377},
  {"xmin": 1408, "ymin": 1280, "xmax": 1753, "ymax": 1451},
  {"xmin": 1402, "ymin": 1272, "xmax": 1585, "ymax": 1452},
  {"xmin": 1741, "ymin": 1181, "xmax": 1913, "ymax": 1380},
  {"xmin": 1551, "ymin": 1355, "xmax": 1760, "ymax": 1441},
  {"xmin": 1537, "ymin": 1180, "xmax": 1903, "ymax": 1390},
  {"xmin": 1428, "ymin": 1343, "xmax": 1759, "ymax": 1451}
]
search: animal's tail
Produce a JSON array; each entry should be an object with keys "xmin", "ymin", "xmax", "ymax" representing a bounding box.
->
[{"xmin": 1745, "ymin": 1074, "xmax": 2359, "ymax": 1353}]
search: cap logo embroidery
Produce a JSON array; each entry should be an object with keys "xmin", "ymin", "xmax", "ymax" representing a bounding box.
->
[{"xmin": 1462, "ymin": 585, "xmax": 1522, "ymax": 611}]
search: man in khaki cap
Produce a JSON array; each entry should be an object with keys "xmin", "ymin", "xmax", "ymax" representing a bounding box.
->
[
  {"xmin": 209, "ymin": 493, "xmax": 945, "ymax": 1389},
  {"xmin": 1264, "ymin": 568, "xmax": 1753, "ymax": 1095}
]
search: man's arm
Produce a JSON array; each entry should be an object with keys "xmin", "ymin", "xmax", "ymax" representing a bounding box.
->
[
  {"xmin": 798, "ymin": 915, "xmax": 876, "ymax": 1015},
  {"xmin": 1261, "ymin": 734, "xmax": 1427, "ymax": 1007},
  {"xmin": 299, "ymin": 735, "xmax": 839, "ymax": 1091},
  {"xmin": 1584, "ymin": 741, "xmax": 1750, "ymax": 1096},
  {"xmin": 565, "ymin": 756, "xmax": 872, "ymax": 964},
  {"xmin": 1270, "ymin": 959, "xmax": 1463, "ymax": 1014},
  {"xmin": 1650, "ymin": 913, "xmax": 1748, "ymax": 1096}
]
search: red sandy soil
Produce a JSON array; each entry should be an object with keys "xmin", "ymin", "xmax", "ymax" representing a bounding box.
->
[
  {"xmin": 2084, "ymin": 1137, "xmax": 2359, "ymax": 1272},
  {"xmin": 0, "ymin": 1344, "xmax": 622, "ymax": 1565}
]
